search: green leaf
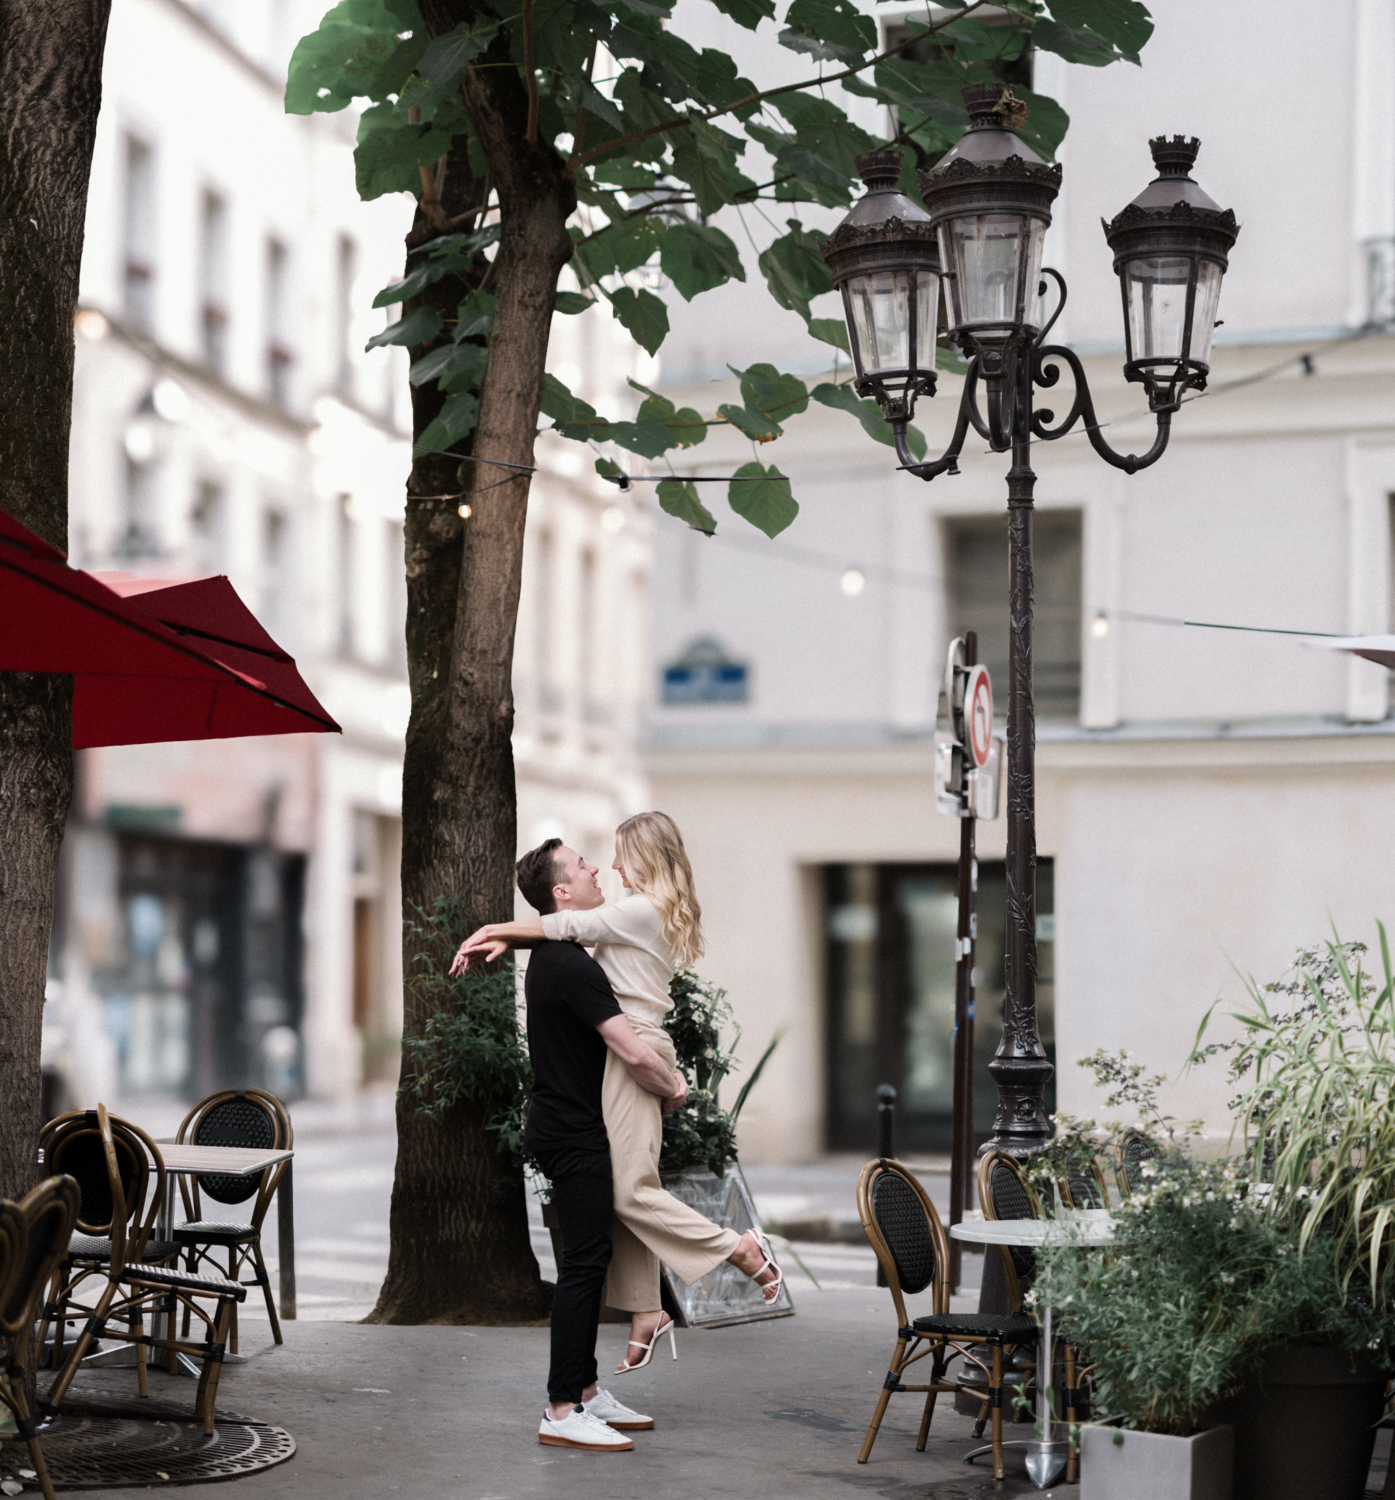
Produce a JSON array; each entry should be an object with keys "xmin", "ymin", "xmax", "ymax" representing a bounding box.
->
[
  {"xmin": 555, "ymin": 291, "xmax": 597, "ymax": 315},
  {"xmin": 729, "ymin": 462, "xmax": 797, "ymax": 537},
  {"xmin": 627, "ymin": 381, "xmax": 707, "ymax": 447},
  {"xmin": 285, "ymin": 0, "xmax": 425, "ymax": 115},
  {"xmin": 412, "ymin": 391, "xmax": 480, "ymax": 457},
  {"xmin": 354, "ymin": 100, "xmax": 455, "ymax": 201},
  {"xmin": 807, "ymin": 316, "xmax": 850, "ymax": 354},
  {"xmin": 374, "ymin": 261, "xmax": 443, "ymax": 308},
  {"xmin": 595, "ymin": 457, "xmax": 627, "ymax": 484},
  {"xmin": 608, "ymin": 286, "xmax": 670, "ymax": 355},
  {"xmin": 731, "ymin": 362, "xmax": 809, "ymax": 420},
  {"xmin": 757, "ymin": 220, "xmax": 834, "ymax": 321},
  {"xmin": 608, "ymin": 420, "xmax": 678, "ymax": 458},
  {"xmin": 668, "ymin": 121, "xmax": 759, "ymax": 216},
  {"xmin": 778, "ymin": 0, "xmax": 876, "ymax": 65},
  {"xmin": 409, "ymin": 343, "xmax": 486, "ymax": 387},
  {"xmin": 454, "ymin": 291, "xmax": 496, "ymax": 342},
  {"xmin": 541, "ymin": 373, "xmax": 612, "ymax": 441},
  {"xmin": 659, "ymin": 222, "xmax": 746, "ymax": 302},
  {"xmin": 573, "ymin": 216, "xmax": 664, "ymax": 280},
  {"xmin": 773, "ymin": 92, "xmax": 879, "ymax": 179},
  {"xmin": 811, "ymin": 381, "xmax": 926, "ymax": 458},
  {"xmin": 367, "ymin": 304, "xmax": 443, "ymax": 350},
  {"xmin": 1048, "ymin": 0, "xmax": 1153, "ymax": 59},
  {"xmin": 705, "ymin": 0, "xmax": 774, "ymax": 30},
  {"xmin": 657, "ymin": 479, "xmax": 717, "ymax": 535},
  {"xmin": 718, "ymin": 403, "xmax": 783, "ymax": 441},
  {"xmin": 417, "ymin": 17, "xmax": 501, "ymax": 101}
]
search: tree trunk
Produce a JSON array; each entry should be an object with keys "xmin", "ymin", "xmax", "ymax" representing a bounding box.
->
[
  {"xmin": 370, "ymin": 6, "xmax": 576, "ymax": 1309},
  {"xmin": 0, "ymin": 0, "xmax": 111, "ymax": 1204}
]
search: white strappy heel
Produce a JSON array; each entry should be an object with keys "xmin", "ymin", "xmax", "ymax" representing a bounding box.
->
[
  {"xmin": 749, "ymin": 1229, "xmax": 784, "ymax": 1303},
  {"xmin": 615, "ymin": 1314, "xmax": 677, "ymax": 1375}
]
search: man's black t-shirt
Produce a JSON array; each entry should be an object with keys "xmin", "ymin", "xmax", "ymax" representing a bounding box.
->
[{"xmin": 523, "ymin": 939, "xmax": 623, "ymax": 1159}]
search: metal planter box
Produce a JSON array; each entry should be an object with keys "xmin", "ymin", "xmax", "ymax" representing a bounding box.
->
[
  {"xmin": 1080, "ymin": 1424, "xmax": 1232, "ymax": 1500},
  {"xmin": 658, "ymin": 1165, "xmax": 795, "ymax": 1328}
]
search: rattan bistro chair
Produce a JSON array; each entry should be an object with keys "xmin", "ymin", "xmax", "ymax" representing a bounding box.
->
[
  {"xmin": 0, "ymin": 1177, "xmax": 80, "ymax": 1500},
  {"xmin": 172, "ymin": 1088, "xmax": 291, "ymax": 1349},
  {"xmin": 44, "ymin": 1106, "xmax": 247, "ymax": 1434},
  {"xmin": 36, "ymin": 1108, "xmax": 179, "ymax": 1372},
  {"xmin": 1057, "ymin": 1152, "xmax": 1111, "ymax": 1211},
  {"xmin": 856, "ymin": 1159, "xmax": 1038, "ymax": 1481},
  {"xmin": 979, "ymin": 1149, "xmax": 1087, "ymax": 1485},
  {"xmin": 1113, "ymin": 1129, "xmax": 1159, "ymax": 1197}
]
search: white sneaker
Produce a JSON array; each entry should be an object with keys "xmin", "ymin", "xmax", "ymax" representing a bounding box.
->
[
  {"xmin": 583, "ymin": 1388, "xmax": 654, "ymax": 1431},
  {"xmin": 538, "ymin": 1405, "xmax": 635, "ymax": 1451}
]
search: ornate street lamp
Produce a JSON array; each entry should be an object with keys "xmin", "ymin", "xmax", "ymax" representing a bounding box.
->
[{"xmin": 824, "ymin": 88, "xmax": 1238, "ymax": 1158}]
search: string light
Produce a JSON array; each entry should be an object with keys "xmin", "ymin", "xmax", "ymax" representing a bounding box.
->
[
  {"xmin": 458, "ymin": 503, "xmax": 472, "ymax": 519},
  {"xmin": 840, "ymin": 567, "xmax": 866, "ymax": 597}
]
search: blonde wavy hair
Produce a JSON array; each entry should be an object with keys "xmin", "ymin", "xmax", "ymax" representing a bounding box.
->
[{"xmin": 615, "ymin": 811, "xmax": 705, "ymax": 967}]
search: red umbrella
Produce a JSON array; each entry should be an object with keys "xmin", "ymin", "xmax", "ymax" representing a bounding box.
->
[{"xmin": 0, "ymin": 506, "xmax": 340, "ymax": 747}]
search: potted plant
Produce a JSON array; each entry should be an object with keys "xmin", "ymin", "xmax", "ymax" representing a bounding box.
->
[{"xmin": 1028, "ymin": 934, "xmax": 1395, "ymax": 1500}]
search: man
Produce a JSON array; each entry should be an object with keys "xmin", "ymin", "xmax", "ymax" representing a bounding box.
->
[{"xmin": 514, "ymin": 838, "xmax": 688, "ymax": 1453}]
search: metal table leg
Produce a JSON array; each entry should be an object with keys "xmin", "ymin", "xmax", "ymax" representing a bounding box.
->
[{"xmin": 277, "ymin": 1163, "xmax": 296, "ymax": 1322}]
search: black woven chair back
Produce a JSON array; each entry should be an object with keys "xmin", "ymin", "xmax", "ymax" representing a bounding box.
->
[
  {"xmin": 45, "ymin": 1113, "xmax": 142, "ymax": 1234},
  {"xmin": 195, "ymin": 1094, "xmax": 278, "ymax": 1204},
  {"xmin": 1120, "ymin": 1132, "xmax": 1158, "ymax": 1195},
  {"xmin": 870, "ymin": 1169, "xmax": 936, "ymax": 1295},
  {"xmin": 0, "ymin": 1177, "xmax": 79, "ymax": 1335},
  {"xmin": 987, "ymin": 1159, "xmax": 1037, "ymax": 1284},
  {"xmin": 1065, "ymin": 1155, "xmax": 1106, "ymax": 1209}
]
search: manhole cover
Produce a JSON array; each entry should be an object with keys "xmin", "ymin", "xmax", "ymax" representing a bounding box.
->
[{"xmin": 0, "ymin": 1394, "xmax": 294, "ymax": 1489}]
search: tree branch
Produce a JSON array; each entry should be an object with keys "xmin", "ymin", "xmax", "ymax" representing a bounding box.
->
[
  {"xmin": 568, "ymin": 0, "xmax": 994, "ymax": 175},
  {"xmin": 522, "ymin": 0, "xmax": 539, "ymax": 145},
  {"xmin": 566, "ymin": 35, "xmax": 599, "ymax": 171}
]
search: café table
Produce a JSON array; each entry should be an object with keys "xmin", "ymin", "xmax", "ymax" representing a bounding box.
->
[
  {"xmin": 950, "ymin": 1210, "xmax": 1118, "ymax": 1489},
  {"xmin": 83, "ymin": 1142, "xmax": 296, "ymax": 1376}
]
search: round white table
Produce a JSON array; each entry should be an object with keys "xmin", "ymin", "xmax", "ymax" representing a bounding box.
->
[{"xmin": 949, "ymin": 1212, "xmax": 1119, "ymax": 1488}]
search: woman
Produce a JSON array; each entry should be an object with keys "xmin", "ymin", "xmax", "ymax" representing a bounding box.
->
[{"xmin": 455, "ymin": 811, "xmax": 782, "ymax": 1374}]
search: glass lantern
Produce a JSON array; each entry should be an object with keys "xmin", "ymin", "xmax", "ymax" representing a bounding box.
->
[
  {"xmin": 919, "ymin": 84, "xmax": 1061, "ymax": 352},
  {"xmin": 1103, "ymin": 137, "xmax": 1239, "ymax": 400},
  {"xmin": 822, "ymin": 149, "xmax": 942, "ymax": 422}
]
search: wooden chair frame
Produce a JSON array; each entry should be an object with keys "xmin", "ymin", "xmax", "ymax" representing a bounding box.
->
[
  {"xmin": 1056, "ymin": 1152, "xmax": 1112, "ymax": 1211},
  {"xmin": 856, "ymin": 1158, "xmax": 1038, "ymax": 1481},
  {"xmin": 979, "ymin": 1148, "xmax": 1087, "ymax": 1484},
  {"xmin": 44, "ymin": 1107, "xmax": 247, "ymax": 1434},
  {"xmin": 173, "ymin": 1088, "xmax": 291, "ymax": 1350},
  {"xmin": 0, "ymin": 1177, "xmax": 80, "ymax": 1500},
  {"xmin": 1113, "ymin": 1128, "xmax": 1158, "ymax": 1198},
  {"xmin": 36, "ymin": 1108, "xmax": 174, "ymax": 1372}
]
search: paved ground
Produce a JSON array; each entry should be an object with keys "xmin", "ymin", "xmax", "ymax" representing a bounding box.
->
[{"xmin": 68, "ymin": 1100, "xmax": 1388, "ymax": 1498}]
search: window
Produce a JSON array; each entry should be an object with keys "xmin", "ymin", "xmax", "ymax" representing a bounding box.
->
[
  {"xmin": 265, "ymin": 238, "xmax": 292, "ymax": 407},
  {"xmin": 337, "ymin": 494, "xmax": 356, "ymax": 656},
  {"xmin": 580, "ymin": 548, "xmax": 606, "ymax": 723},
  {"xmin": 190, "ymin": 481, "xmax": 223, "ymax": 575},
  {"xmin": 262, "ymin": 508, "xmax": 288, "ymax": 640},
  {"xmin": 824, "ymin": 859, "xmax": 1056, "ymax": 1152},
  {"xmin": 122, "ymin": 137, "xmax": 156, "ymax": 332},
  {"xmin": 335, "ymin": 235, "xmax": 358, "ymax": 395},
  {"xmin": 536, "ymin": 530, "xmax": 561, "ymax": 714},
  {"xmin": 944, "ymin": 509, "xmax": 1082, "ymax": 719},
  {"xmin": 199, "ymin": 191, "xmax": 230, "ymax": 374},
  {"xmin": 116, "ymin": 454, "xmax": 157, "ymax": 560},
  {"xmin": 385, "ymin": 519, "xmax": 407, "ymax": 672}
]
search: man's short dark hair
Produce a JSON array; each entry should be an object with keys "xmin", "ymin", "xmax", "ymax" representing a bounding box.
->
[{"xmin": 516, "ymin": 838, "xmax": 564, "ymax": 915}]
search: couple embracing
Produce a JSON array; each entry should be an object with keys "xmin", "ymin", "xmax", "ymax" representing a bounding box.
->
[{"xmin": 452, "ymin": 810, "xmax": 783, "ymax": 1452}]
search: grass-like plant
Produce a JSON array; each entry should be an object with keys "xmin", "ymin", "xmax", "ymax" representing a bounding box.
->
[{"xmin": 1191, "ymin": 928, "xmax": 1395, "ymax": 1306}]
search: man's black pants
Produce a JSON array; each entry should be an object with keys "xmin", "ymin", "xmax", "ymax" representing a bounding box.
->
[{"xmin": 536, "ymin": 1146, "xmax": 613, "ymax": 1404}]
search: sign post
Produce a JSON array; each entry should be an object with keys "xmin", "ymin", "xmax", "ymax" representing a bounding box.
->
[{"xmin": 936, "ymin": 633, "xmax": 1000, "ymax": 1291}]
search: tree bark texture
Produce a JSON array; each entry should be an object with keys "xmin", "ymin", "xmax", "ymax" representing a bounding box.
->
[
  {"xmin": 371, "ymin": 0, "xmax": 576, "ymax": 1314},
  {"xmin": 0, "ymin": 1, "xmax": 111, "ymax": 1205}
]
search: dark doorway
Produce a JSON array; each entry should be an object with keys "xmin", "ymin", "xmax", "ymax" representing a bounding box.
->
[{"xmin": 824, "ymin": 860, "xmax": 1056, "ymax": 1154}]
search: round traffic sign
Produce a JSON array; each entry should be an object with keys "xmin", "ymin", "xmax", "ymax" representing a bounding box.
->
[{"xmin": 965, "ymin": 664, "xmax": 993, "ymax": 768}]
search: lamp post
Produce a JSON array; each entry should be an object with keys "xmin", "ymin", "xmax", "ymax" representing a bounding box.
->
[{"xmin": 823, "ymin": 85, "xmax": 1238, "ymax": 1157}]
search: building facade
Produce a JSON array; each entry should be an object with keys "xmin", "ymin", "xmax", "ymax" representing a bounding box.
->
[
  {"xmin": 646, "ymin": 0, "xmax": 1395, "ymax": 1160},
  {"xmin": 45, "ymin": 0, "xmax": 651, "ymax": 1110}
]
